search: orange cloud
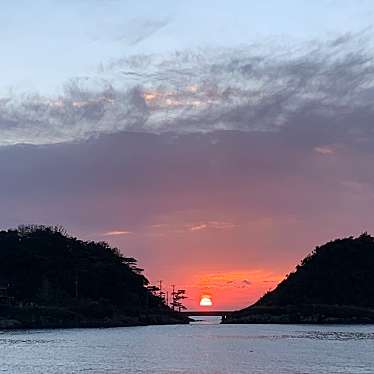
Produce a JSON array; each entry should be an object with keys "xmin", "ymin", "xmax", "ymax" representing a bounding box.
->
[
  {"xmin": 182, "ymin": 270, "xmax": 284, "ymax": 310},
  {"xmin": 196, "ymin": 270, "xmax": 281, "ymax": 289},
  {"xmin": 103, "ymin": 230, "xmax": 132, "ymax": 236}
]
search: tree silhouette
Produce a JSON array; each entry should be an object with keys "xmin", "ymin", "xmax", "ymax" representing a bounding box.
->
[
  {"xmin": 255, "ymin": 233, "xmax": 374, "ymax": 307},
  {"xmin": 225, "ymin": 233, "xmax": 374, "ymax": 324},
  {"xmin": 0, "ymin": 225, "xmax": 189, "ymax": 327},
  {"xmin": 171, "ymin": 289, "xmax": 187, "ymax": 312}
]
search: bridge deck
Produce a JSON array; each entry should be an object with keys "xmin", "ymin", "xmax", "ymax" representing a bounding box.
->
[{"xmin": 182, "ymin": 311, "xmax": 233, "ymax": 317}]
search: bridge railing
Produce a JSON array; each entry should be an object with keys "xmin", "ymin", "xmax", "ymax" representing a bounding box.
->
[{"xmin": 181, "ymin": 311, "xmax": 233, "ymax": 317}]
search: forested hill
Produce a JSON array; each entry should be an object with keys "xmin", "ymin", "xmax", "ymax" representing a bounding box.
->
[
  {"xmin": 0, "ymin": 225, "xmax": 188, "ymax": 328},
  {"xmin": 224, "ymin": 234, "xmax": 374, "ymax": 324}
]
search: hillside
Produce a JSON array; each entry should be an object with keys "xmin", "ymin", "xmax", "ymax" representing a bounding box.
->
[
  {"xmin": 224, "ymin": 234, "xmax": 374, "ymax": 324},
  {"xmin": 0, "ymin": 225, "xmax": 188, "ymax": 328}
]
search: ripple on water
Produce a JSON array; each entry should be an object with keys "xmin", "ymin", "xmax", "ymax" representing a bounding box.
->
[{"xmin": 0, "ymin": 324, "xmax": 373, "ymax": 374}]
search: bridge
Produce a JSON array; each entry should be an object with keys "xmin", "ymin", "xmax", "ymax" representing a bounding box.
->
[{"xmin": 181, "ymin": 310, "xmax": 233, "ymax": 317}]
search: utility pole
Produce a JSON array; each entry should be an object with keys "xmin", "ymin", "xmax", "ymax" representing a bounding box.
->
[
  {"xmin": 158, "ymin": 280, "xmax": 163, "ymax": 297},
  {"xmin": 171, "ymin": 284, "xmax": 175, "ymax": 311}
]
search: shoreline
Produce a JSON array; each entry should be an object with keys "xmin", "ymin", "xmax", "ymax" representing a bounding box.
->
[
  {"xmin": 0, "ymin": 305, "xmax": 190, "ymax": 330},
  {"xmin": 0, "ymin": 316, "xmax": 191, "ymax": 330},
  {"xmin": 222, "ymin": 304, "xmax": 374, "ymax": 325}
]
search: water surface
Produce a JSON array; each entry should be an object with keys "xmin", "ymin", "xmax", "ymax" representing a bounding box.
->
[{"xmin": 1, "ymin": 317, "xmax": 373, "ymax": 373}]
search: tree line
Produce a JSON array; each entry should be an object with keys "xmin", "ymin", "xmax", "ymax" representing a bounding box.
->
[{"xmin": 0, "ymin": 225, "xmax": 187, "ymax": 316}]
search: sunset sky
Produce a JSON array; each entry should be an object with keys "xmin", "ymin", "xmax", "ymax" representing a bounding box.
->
[{"xmin": 1, "ymin": 1, "xmax": 374, "ymax": 309}]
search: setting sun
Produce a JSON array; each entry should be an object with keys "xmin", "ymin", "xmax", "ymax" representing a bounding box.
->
[{"xmin": 199, "ymin": 295, "xmax": 213, "ymax": 306}]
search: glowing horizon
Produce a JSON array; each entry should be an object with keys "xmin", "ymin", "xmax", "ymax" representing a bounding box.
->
[
  {"xmin": 199, "ymin": 295, "xmax": 213, "ymax": 307},
  {"xmin": 1, "ymin": 1, "xmax": 374, "ymax": 311}
]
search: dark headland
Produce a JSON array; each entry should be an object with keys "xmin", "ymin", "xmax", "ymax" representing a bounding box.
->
[
  {"xmin": 224, "ymin": 233, "xmax": 374, "ymax": 324},
  {"xmin": 0, "ymin": 226, "xmax": 189, "ymax": 329}
]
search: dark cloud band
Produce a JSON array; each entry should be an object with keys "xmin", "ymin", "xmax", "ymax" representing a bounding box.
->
[{"xmin": 1, "ymin": 32, "xmax": 373, "ymax": 145}]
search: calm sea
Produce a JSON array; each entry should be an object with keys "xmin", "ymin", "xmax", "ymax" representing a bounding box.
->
[{"xmin": 1, "ymin": 316, "xmax": 373, "ymax": 373}]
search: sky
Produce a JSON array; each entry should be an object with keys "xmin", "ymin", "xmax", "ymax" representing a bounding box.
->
[{"xmin": 1, "ymin": 0, "xmax": 374, "ymax": 309}]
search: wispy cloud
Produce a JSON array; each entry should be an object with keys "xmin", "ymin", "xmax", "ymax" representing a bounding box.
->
[
  {"xmin": 1, "ymin": 32, "xmax": 374, "ymax": 146},
  {"xmin": 197, "ymin": 271, "xmax": 282, "ymax": 290},
  {"xmin": 146, "ymin": 220, "xmax": 237, "ymax": 233},
  {"xmin": 119, "ymin": 18, "xmax": 170, "ymax": 45},
  {"xmin": 314, "ymin": 145, "xmax": 337, "ymax": 155},
  {"xmin": 190, "ymin": 224, "xmax": 208, "ymax": 232},
  {"xmin": 103, "ymin": 230, "xmax": 132, "ymax": 236},
  {"xmin": 92, "ymin": 17, "xmax": 170, "ymax": 45},
  {"xmin": 189, "ymin": 221, "xmax": 237, "ymax": 232}
]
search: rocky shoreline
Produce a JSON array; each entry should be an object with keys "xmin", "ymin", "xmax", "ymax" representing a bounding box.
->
[
  {"xmin": 0, "ymin": 305, "xmax": 190, "ymax": 330},
  {"xmin": 222, "ymin": 304, "xmax": 374, "ymax": 324}
]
